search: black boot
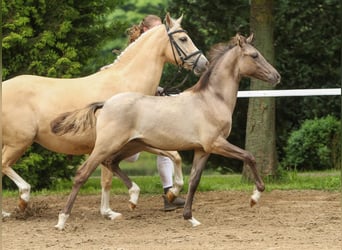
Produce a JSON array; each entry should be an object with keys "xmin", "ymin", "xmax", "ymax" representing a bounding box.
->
[
  {"xmin": 162, "ymin": 187, "xmax": 186, "ymax": 211},
  {"xmin": 163, "ymin": 196, "xmax": 185, "ymax": 211}
]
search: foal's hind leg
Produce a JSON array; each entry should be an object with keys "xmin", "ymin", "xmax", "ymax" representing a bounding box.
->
[
  {"xmin": 56, "ymin": 151, "xmax": 110, "ymax": 230},
  {"xmin": 2, "ymin": 144, "xmax": 32, "ymax": 214},
  {"xmin": 184, "ymin": 150, "xmax": 209, "ymax": 227}
]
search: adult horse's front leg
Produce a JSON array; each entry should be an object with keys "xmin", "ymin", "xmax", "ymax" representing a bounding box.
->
[
  {"xmin": 211, "ymin": 137, "xmax": 265, "ymax": 206},
  {"xmin": 2, "ymin": 145, "xmax": 32, "ymax": 215},
  {"xmin": 184, "ymin": 150, "xmax": 209, "ymax": 227},
  {"xmin": 107, "ymin": 161, "xmax": 140, "ymax": 211},
  {"xmin": 100, "ymin": 165, "xmax": 124, "ymax": 220}
]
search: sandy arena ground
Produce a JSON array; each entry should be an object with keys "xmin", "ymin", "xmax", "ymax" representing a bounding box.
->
[{"xmin": 2, "ymin": 190, "xmax": 341, "ymax": 250}]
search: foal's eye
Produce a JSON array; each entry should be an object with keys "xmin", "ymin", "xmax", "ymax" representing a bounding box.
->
[
  {"xmin": 251, "ymin": 52, "xmax": 258, "ymax": 59},
  {"xmin": 179, "ymin": 37, "xmax": 188, "ymax": 42}
]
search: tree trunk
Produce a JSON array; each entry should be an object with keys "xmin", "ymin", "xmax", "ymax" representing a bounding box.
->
[{"xmin": 242, "ymin": 0, "xmax": 278, "ymax": 180}]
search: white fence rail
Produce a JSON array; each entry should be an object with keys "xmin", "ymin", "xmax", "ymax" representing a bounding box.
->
[{"xmin": 237, "ymin": 88, "xmax": 341, "ymax": 98}]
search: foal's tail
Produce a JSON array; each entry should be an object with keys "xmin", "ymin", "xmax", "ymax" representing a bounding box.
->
[{"xmin": 50, "ymin": 102, "xmax": 104, "ymax": 135}]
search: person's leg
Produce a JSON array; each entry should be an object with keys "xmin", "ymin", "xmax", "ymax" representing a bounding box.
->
[
  {"xmin": 157, "ymin": 155, "xmax": 173, "ymax": 192},
  {"xmin": 157, "ymin": 155, "xmax": 185, "ymax": 211},
  {"xmin": 124, "ymin": 152, "xmax": 140, "ymax": 162}
]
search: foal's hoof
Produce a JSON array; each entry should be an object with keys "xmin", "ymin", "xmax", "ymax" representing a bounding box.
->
[
  {"xmin": 188, "ymin": 217, "xmax": 201, "ymax": 227},
  {"xmin": 2, "ymin": 211, "xmax": 11, "ymax": 218},
  {"xmin": 250, "ymin": 189, "xmax": 261, "ymax": 207},
  {"xmin": 250, "ymin": 198, "xmax": 257, "ymax": 207},
  {"xmin": 129, "ymin": 202, "xmax": 136, "ymax": 211},
  {"xmin": 18, "ymin": 198, "xmax": 28, "ymax": 211}
]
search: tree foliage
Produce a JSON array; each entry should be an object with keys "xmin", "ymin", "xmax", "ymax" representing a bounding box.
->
[
  {"xmin": 2, "ymin": 0, "xmax": 125, "ymax": 79},
  {"xmin": 274, "ymin": 0, "xmax": 341, "ymax": 157}
]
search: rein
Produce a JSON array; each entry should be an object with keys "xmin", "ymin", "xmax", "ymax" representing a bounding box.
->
[{"xmin": 162, "ymin": 27, "xmax": 203, "ymax": 95}]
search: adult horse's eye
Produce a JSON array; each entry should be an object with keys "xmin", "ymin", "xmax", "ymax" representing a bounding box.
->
[
  {"xmin": 251, "ymin": 52, "xmax": 258, "ymax": 59},
  {"xmin": 179, "ymin": 37, "xmax": 188, "ymax": 42}
]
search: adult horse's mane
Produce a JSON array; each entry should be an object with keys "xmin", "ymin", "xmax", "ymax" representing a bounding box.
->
[
  {"xmin": 105, "ymin": 25, "xmax": 162, "ymax": 68},
  {"xmin": 187, "ymin": 35, "xmax": 241, "ymax": 92}
]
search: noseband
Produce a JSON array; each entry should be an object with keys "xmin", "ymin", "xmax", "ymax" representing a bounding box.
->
[{"xmin": 167, "ymin": 28, "xmax": 203, "ymax": 71}]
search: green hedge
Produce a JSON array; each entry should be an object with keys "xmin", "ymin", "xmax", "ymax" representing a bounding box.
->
[
  {"xmin": 2, "ymin": 144, "xmax": 84, "ymax": 191},
  {"xmin": 281, "ymin": 115, "xmax": 341, "ymax": 171}
]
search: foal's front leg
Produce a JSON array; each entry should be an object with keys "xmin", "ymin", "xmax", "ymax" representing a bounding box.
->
[
  {"xmin": 184, "ymin": 150, "xmax": 210, "ymax": 227},
  {"xmin": 211, "ymin": 137, "xmax": 265, "ymax": 206}
]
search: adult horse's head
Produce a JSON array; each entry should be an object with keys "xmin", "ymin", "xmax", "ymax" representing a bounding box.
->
[
  {"xmin": 164, "ymin": 13, "xmax": 208, "ymax": 76},
  {"xmin": 234, "ymin": 33, "xmax": 281, "ymax": 85}
]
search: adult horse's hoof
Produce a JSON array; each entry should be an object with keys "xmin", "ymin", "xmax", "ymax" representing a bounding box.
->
[
  {"xmin": 128, "ymin": 182, "xmax": 140, "ymax": 210},
  {"xmin": 129, "ymin": 202, "xmax": 136, "ymax": 211},
  {"xmin": 166, "ymin": 190, "xmax": 176, "ymax": 202},
  {"xmin": 101, "ymin": 208, "xmax": 123, "ymax": 220},
  {"xmin": 18, "ymin": 198, "xmax": 28, "ymax": 211}
]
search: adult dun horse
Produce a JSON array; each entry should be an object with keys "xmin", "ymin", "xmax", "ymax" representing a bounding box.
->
[
  {"xmin": 1, "ymin": 13, "xmax": 208, "ymax": 218},
  {"xmin": 52, "ymin": 33, "xmax": 280, "ymax": 229}
]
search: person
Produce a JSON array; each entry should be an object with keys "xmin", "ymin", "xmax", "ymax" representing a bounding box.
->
[{"xmin": 101, "ymin": 15, "xmax": 185, "ymax": 211}]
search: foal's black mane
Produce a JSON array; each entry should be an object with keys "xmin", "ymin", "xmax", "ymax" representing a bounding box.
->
[{"xmin": 187, "ymin": 36, "xmax": 240, "ymax": 92}]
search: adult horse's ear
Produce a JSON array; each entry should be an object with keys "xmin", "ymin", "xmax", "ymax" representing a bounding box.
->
[
  {"xmin": 175, "ymin": 14, "xmax": 183, "ymax": 24},
  {"xmin": 165, "ymin": 12, "xmax": 173, "ymax": 29},
  {"xmin": 246, "ymin": 33, "xmax": 254, "ymax": 44}
]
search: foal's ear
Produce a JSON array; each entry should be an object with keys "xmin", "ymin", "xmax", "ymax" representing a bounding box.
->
[
  {"xmin": 246, "ymin": 33, "xmax": 254, "ymax": 44},
  {"xmin": 236, "ymin": 33, "xmax": 244, "ymax": 47}
]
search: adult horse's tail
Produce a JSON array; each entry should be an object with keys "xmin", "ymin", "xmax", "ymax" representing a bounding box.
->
[{"xmin": 51, "ymin": 102, "xmax": 104, "ymax": 135}]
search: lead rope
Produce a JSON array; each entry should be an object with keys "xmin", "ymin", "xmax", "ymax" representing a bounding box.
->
[{"xmin": 160, "ymin": 71, "xmax": 190, "ymax": 96}]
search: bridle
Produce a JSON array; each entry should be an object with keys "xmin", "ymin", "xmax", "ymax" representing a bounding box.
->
[
  {"xmin": 167, "ymin": 28, "xmax": 203, "ymax": 70},
  {"xmin": 162, "ymin": 26, "xmax": 203, "ymax": 95}
]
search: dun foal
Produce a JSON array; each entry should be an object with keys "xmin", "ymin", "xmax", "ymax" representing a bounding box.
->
[{"xmin": 53, "ymin": 33, "xmax": 280, "ymax": 229}]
